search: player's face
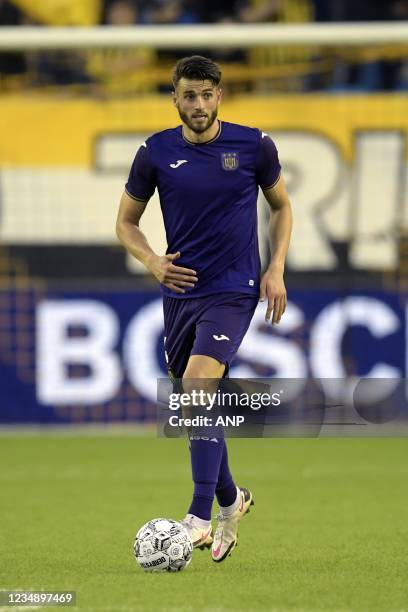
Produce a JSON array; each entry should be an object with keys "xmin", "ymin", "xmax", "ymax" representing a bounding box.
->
[{"xmin": 173, "ymin": 79, "xmax": 222, "ymax": 134}]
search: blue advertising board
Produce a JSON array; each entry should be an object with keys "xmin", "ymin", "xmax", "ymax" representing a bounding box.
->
[{"xmin": 0, "ymin": 286, "xmax": 406, "ymax": 423}]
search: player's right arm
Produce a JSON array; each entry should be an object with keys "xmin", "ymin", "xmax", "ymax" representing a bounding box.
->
[{"xmin": 116, "ymin": 191, "xmax": 197, "ymax": 295}]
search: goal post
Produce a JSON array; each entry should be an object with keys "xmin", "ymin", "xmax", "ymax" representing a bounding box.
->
[{"xmin": 0, "ymin": 22, "xmax": 408, "ymax": 49}]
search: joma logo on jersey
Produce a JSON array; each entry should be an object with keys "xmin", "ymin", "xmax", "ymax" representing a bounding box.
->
[{"xmin": 221, "ymin": 152, "xmax": 239, "ymax": 171}]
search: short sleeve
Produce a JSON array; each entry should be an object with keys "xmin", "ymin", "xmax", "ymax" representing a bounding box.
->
[
  {"xmin": 125, "ymin": 141, "xmax": 156, "ymax": 201},
  {"xmin": 255, "ymin": 132, "xmax": 281, "ymax": 189}
]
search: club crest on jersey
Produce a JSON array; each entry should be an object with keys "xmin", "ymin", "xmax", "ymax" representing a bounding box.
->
[{"xmin": 221, "ymin": 152, "xmax": 239, "ymax": 171}]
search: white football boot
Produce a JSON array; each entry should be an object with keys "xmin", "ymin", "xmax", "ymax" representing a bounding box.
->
[
  {"xmin": 181, "ymin": 514, "xmax": 213, "ymax": 550},
  {"xmin": 211, "ymin": 487, "xmax": 254, "ymax": 562}
]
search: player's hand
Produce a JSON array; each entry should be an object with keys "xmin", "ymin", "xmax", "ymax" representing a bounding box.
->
[
  {"xmin": 259, "ymin": 267, "xmax": 287, "ymax": 324},
  {"xmin": 147, "ymin": 251, "xmax": 198, "ymax": 294}
]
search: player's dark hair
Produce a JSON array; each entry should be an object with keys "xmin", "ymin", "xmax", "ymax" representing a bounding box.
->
[{"xmin": 172, "ymin": 55, "xmax": 221, "ymax": 88}]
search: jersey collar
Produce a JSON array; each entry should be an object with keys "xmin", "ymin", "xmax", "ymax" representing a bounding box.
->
[{"xmin": 181, "ymin": 120, "xmax": 222, "ymax": 146}]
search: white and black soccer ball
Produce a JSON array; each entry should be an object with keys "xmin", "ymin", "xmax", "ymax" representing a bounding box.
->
[{"xmin": 134, "ymin": 518, "xmax": 193, "ymax": 572}]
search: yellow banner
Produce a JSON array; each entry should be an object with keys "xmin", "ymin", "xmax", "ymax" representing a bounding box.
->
[{"xmin": 0, "ymin": 94, "xmax": 407, "ymax": 166}]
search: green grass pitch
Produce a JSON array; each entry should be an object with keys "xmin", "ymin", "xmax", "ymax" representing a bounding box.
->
[{"xmin": 0, "ymin": 434, "xmax": 407, "ymax": 612}]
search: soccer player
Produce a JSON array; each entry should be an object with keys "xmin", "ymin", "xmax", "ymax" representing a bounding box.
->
[{"xmin": 116, "ymin": 55, "xmax": 293, "ymax": 562}]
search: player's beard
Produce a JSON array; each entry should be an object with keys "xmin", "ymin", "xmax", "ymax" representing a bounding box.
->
[{"xmin": 178, "ymin": 107, "xmax": 218, "ymax": 134}]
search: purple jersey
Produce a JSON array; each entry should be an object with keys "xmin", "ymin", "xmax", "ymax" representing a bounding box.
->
[{"xmin": 125, "ymin": 121, "xmax": 281, "ymax": 298}]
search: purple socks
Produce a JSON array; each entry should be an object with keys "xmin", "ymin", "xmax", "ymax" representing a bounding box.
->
[
  {"xmin": 216, "ymin": 439, "xmax": 238, "ymax": 508},
  {"xmin": 188, "ymin": 438, "xmax": 237, "ymax": 520}
]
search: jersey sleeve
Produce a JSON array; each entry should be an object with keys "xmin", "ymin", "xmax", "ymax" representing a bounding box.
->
[
  {"xmin": 255, "ymin": 132, "xmax": 281, "ymax": 189},
  {"xmin": 125, "ymin": 141, "xmax": 156, "ymax": 201}
]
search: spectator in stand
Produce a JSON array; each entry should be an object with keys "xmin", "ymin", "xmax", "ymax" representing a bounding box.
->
[
  {"xmin": 207, "ymin": 14, "xmax": 249, "ymax": 68},
  {"xmin": 197, "ymin": 0, "xmax": 248, "ymax": 23},
  {"xmin": 131, "ymin": 0, "xmax": 201, "ymax": 83},
  {"xmin": 238, "ymin": 0, "xmax": 281, "ymax": 22},
  {"xmin": 88, "ymin": 0, "xmax": 156, "ymax": 96},
  {"xmin": 238, "ymin": 0, "xmax": 314, "ymax": 92},
  {"xmin": 2, "ymin": 0, "xmax": 101, "ymax": 90},
  {"xmin": 135, "ymin": 0, "xmax": 199, "ymax": 24},
  {"xmin": 314, "ymin": 0, "xmax": 408, "ymax": 90},
  {"xmin": 314, "ymin": 0, "xmax": 404, "ymax": 22},
  {"xmin": 0, "ymin": 0, "xmax": 27, "ymax": 90},
  {"xmin": 34, "ymin": 51, "xmax": 92, "ymax": 88},
  {"xmin": 179, "ymin": 1, "xmax": 249, "ymax": 68}
]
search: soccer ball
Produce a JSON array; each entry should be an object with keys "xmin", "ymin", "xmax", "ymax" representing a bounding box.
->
[{"xmin": 134, "ymin": 518, "xmax": 193, "ymax": 572}]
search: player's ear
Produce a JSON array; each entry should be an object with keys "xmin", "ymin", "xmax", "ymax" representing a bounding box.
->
[
  {"xmin": 172, "ymin": 89, "xmax": 178, "ymax": 108},
  {"xmin": 217, "ymin": 88, "xmax": 223, "ymax": 104}
]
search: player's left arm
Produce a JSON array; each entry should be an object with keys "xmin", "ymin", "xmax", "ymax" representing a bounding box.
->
[{"xmin": 260, "ymin": 174, "xmax": 293, "ymax": 324}]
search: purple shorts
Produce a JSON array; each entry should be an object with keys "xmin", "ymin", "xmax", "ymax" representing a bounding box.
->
[{"xmin": 163, "ymin": 292, "xmax": 258, "ymax": 378}]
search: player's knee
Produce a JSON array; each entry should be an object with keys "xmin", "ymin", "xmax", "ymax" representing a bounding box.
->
[
  {"xmin": 183, "ymin": 356, "xmax": 225, "ymax": 381},
  {"xmin": 182, "ymin": 376, "xmax": 222, "ymax": 405},
  {"xmin": 182, "ymin": 375, "xmax": 211, "ymax": 398},
  {"xmin": 182, "ymin": 356, "xmax": 225, "ymax": 400}
]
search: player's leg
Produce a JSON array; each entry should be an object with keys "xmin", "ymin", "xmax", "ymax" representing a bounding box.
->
[
  {"xmin": 163, "ymin": 297, "xmax": 225, "ymax": 548},
  {"xmin": 181, "ymin": 354, "xmax": 225, "ymax": 549},
  {"xmin": 212, "ymin": 415, "xmax": 255, "ymax": 562},
  {"xmin": 164, "ymin": 293, "xmax": 257, "ymax": 554},
  {"xmin": 162, "ymin": 296, "xmax": 196, "ymax": 380},
  {"xmin": 186, "ymin": 294, "xmax": 258, "ymax": 562}
]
